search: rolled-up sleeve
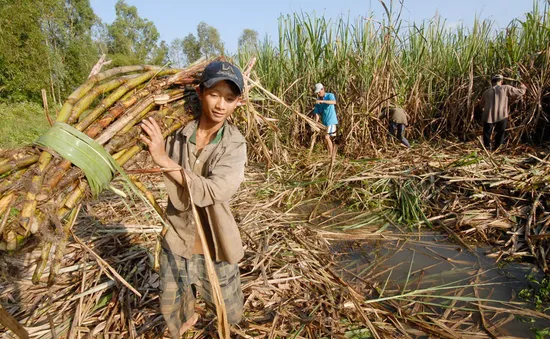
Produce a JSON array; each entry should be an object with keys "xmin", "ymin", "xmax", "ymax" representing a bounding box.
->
[
  {"xmin": 185, "ymin": 142, "xmax": 247, "ymax": 207},
  {"xmin": 163, "ymin": 131, "xmax": 191, "ymax": 212}
]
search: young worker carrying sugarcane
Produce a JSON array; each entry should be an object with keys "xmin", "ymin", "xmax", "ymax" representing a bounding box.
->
[
  {"xmin": 140, "ymin": 61, "xmax": 246, "ymax": 338},
  {"xmin": 379, "ymin": 105, "xmax": 411, "ymax": 148},
  {"xmin": 312, "ymin": 83, "xmax": 338, "ymax": 156},
  {"xmin": 480, "ymin": 74, "xmax": 527, "ymax": 151}
]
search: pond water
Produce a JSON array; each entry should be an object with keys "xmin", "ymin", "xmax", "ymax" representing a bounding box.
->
[{"xmin": 332, "ymin": 231, "xmax": 550, "ymax": 338}]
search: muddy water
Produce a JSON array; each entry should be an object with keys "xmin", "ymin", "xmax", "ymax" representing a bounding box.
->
[{"xmin": 333, "ymin": 231, "xmax": 550, "ymax": 338}]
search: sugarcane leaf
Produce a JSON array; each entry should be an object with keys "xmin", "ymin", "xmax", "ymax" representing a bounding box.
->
[
  {"xmin": 35, "ymin": 133, "xmax": 111, "ymax": 196},
  {"xmin": 35, "ymin": 123, "xmax": 116, "ymax": 197}
]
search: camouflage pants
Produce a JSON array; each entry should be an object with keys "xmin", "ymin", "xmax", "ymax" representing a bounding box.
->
[{"xmin": 159, "ymin": 249, "xmax": 243, "ymax": 338}]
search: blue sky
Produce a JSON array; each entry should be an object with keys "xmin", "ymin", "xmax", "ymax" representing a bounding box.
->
[{"xmin": 90, "ymin": 0, "xmax": 542, "ymax": 53}]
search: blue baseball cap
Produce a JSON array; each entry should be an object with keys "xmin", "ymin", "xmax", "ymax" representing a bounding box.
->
[{"xmin": 200, "ymin": 61, "xmax": 244, "ymax": 95}]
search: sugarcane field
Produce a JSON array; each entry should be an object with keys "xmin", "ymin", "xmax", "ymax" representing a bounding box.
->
[{"xmin": 2, "ymin": 0, "xmax": 550, "ymax": 338}]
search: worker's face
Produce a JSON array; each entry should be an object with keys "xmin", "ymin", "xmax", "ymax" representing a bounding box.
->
[
  {"xmin": 317, "ymin": 88, "xmax": 325, "ymax": 97},
  {"xmin": 198, "ymin": 80, "xmax": 240, "ymax": 124}
]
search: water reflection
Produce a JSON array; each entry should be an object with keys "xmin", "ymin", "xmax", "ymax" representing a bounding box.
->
[{"xmin": 333, "ymin": 232, "xmax": 549, "ymax": 337}]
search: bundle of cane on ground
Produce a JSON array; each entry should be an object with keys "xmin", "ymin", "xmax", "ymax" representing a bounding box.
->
[{"xmin": 0, "ymin": 59, "xmax": 220, "ymax": 287}]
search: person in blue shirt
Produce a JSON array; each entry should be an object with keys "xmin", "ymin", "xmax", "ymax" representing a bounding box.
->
[{"xmin": 313, "ymin": 83, "xmax": 338, "ymax": 156}]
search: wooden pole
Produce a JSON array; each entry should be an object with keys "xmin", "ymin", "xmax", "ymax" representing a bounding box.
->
[{"xmin": 182, "ymin": 171, "xmax": 230, "ymax": 338}]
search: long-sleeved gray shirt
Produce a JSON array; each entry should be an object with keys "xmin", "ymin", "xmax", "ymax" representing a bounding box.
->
[
  {"xmin": 162, "ymin": 119, "xmax": 247, "ymax": 264},
  {"xmin": 481, "ymin": 84, "xmax": 526, "ymax": 123}
]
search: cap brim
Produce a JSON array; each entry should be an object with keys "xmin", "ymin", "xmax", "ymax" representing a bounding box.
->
[{"xmin": 203, "ymin": 77, "xmax": 242, "ymax": 95}]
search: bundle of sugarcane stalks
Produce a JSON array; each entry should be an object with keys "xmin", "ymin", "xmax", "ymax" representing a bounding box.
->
[{"xmin": 0, "ymin": 59, "xmax": 215, "ymax": 287}]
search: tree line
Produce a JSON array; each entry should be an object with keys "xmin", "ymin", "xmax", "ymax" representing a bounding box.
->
[{"xmin": 0, "ymin": 0, "xmax": 258, "ymax": 103}]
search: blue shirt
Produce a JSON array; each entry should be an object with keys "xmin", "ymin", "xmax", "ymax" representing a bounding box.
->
[{"xmin": 314, "ymin": 93, "xmax": 338, "ymax": 126}]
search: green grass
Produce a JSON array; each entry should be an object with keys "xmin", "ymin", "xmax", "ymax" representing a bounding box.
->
[
  {"xmin": 0, "ymin": 102, "xmax": 54, "ymax": 149},
  {"xmin": 519, "ymin": 275, "xmax": 550, "ymax": 312}
]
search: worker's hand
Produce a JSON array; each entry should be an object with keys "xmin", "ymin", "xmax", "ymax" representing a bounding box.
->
[
  {"xmin": 140, "ymin": 117, "xmax": 170, "ymax": 167},
  {"xmin": 316, "ymin": 100, "xmax": 324, "ymax": 104},
  {"xmin": 520, "ymin": 83, "xmax": 527, "ymax": 88}
]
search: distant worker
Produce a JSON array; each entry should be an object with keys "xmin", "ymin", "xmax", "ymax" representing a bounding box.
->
[
  {"xmin": 379, "ymin": 106, "xmax": 411, "ymax": 148},
  {"xmin": 313, "ymin": 83, "xmax": 338, "ymax": 156},
  {"xmin": 480, "ymin": 74, "xmax": 526, "ymax": 151}
]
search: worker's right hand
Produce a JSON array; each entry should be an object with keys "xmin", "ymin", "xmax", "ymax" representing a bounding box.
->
[{"xmin": 140, "ymin": 117, "xmax": 170, "ymax": 167}]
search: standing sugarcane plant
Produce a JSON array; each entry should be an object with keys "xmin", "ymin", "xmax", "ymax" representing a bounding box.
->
[
  {"xmin": 0, "ymin": 59, "xmax": 215, "ymax": 285},
  {"xmin": 237, "ymin": 2, "xmax": 550, "ymax": 156}
]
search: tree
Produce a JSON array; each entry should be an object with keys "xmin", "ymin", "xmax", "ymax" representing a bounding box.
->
[
  {"xmin": 196, "ymin": 22, "xmax": 224, "ymax": 58},
  {"xmin": 106, "ymin": 0, "xmax": 167, "ymax": 66},
  {"xmin": 238, "ymin": 29, "xmax": 258, "ymax": 51},
  {"xmin": 42, "ymin": 0, "xmax": 99, "ymax": 102},
  {"xmin": 0, "ymin": 0, "xmax": 99, "ymax": 102},
  {"xmin": 179, "ymin": 22, "xmax": 224, "ymax": 65},
  {"xmin": 153, "ymin": 40, "xmax": 168, "ymax": 65},
  {"xmin": 182, "ymin": 34, "xmax": 201, "ymax": 64},
  {"xmin": 167, "ymin": 38, "xmax": 187, "ymax": 68},
  {"xmin": 0, "ymin": 0, "xmax": 50, "ymax": 101},
  {"xmin": 92, "ymin": 21, "xmax": 110, "ymax": 55}
]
